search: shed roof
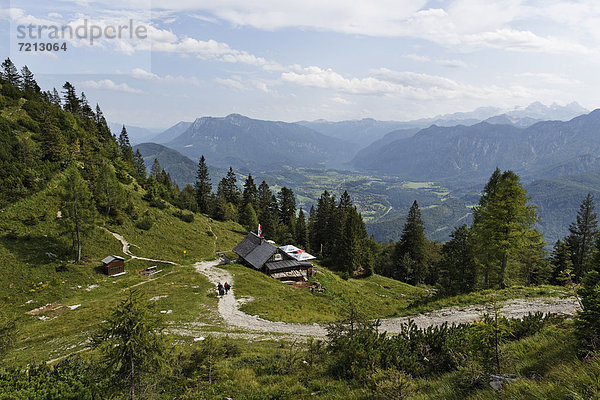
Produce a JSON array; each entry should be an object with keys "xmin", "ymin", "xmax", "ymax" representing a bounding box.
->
[
  {"xmin": 233, "ymin": 232, "xmax": 278, "ymax": 270},
  {"xmin": 102, "ymin": 255, "xmax": 125, "ymax": 264}
]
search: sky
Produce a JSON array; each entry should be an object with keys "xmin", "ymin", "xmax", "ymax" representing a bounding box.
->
[{"xmin": 1, "ymin": 0, "xmax": 600, "ymax": 129}]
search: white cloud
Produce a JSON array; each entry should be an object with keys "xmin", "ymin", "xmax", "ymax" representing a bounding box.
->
[
  {"xmin": 215, "ymin": 77, "xmax": 246, "ymax": 90},
  {"xmin": 404, "ymin": 54, "xmax": 467, "ymax": 68},
  {"xmin": 281, "ymin": 65, "xmax": 541, "ymax": 103},
  {"xmin": 80, "ymin": 79, "xmax": 143, "ymax": 93},
  {"xmin": 215, "ymin": 76, "xmax": 273, "ymax": 93},
  {"xmin": 331, "ymin": 96, "xmax": 354, "ymax": 105},
  {"xmin": 515, "ymin": 72, "xmax": 583, "ymax": 86},
  {"xmin": 130, "ymin": 68, "xmax": 202, "ymax": 86}
]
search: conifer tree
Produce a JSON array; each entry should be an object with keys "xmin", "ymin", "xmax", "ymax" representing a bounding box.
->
[
  {"xmin": 1, "ymin": 58, "xmax": 21, "ymax": 86},
  {"xmin": 118, "ymin": 125, "xmax": 134, "ymax": 166},
  {"xmin": 278, "ymin": 187, "xmax": 296, "ymax": 225},
  {"xmin": 20, "ymin": 65, "xmax": 39, "ymax": 92},
  {"xmin": 194, "ymin": 155, "xmax": 212, "ymax": 214},
  {"xmin": 242, "ymin": 174, "xmax": 258, "ymax": 210},
  {"xmin": 79, "ymin": 92, "xmax": 94, "ymax": 119},
  {"xmin": 471, "ymin": 170, "xmax": 543, "ymax": 288},
  {"xmin": 239, "ymin": 203, "xmax": 259, "ymax": 233},
  {"xmin": 338, "ymin": 206, "xmax": 373, "ymax": 276},
  {"xmin": 256, "ymin": 181, "xmax": 276, "ymax": 238},
  {"xmin": 133, "ymin": 149, "xmax": 147, "ymax": 181},
  {"xmin": 51, "ymin": 88, "xmax": 61, "ymax": 106},
  {"xmin": 565, "ymin": 193, "xmax": 599, "ymax": 281},
  {"xmin": 95, "ymin": 104, "xmax": 113, "ymax": 141},
  {"xmin": 219, "ymin": 167, "xmax": 241, "ymax": 206},
  {"xmin": 576, "ymin": 262, "xmax": 600, "ymax": 355},
  {"xmin": 296, "ymin": 208, "xmax": 309, "ymax": 249},
  {"xmin": 177, "ymin": 184, "xmax": 198, "ymax": 213},
  {"xmin": 394, "ymin": 200, "xmax": 429, "ymax": 284},
  {"xmin": 438, "ymin": 225, "xmax": 477, "ymax": 295},
  {"xmin": 92, "ymin": 290, "xmax": 168, "ymax": 400},
  {"xmin": 59, "ymin": 166, "xmax": 96, "ymax": 262},
  {"xmin": 150, "ymin": 158, "xmax": 161, "ymax": 179},
  {"xmin": 95, "ymin": 161, "xmax": 125, "ymax": 217},
  {"xmin": 62, "ymin": 82, "xmax": 80, "ymax": 114},
  {"xmin": 550, "ymin": 239, "xmax": 573, "ymax": 285},
  {"xmin": 312, "ymin": 191, "xmax": 337, "ymax": 257}
]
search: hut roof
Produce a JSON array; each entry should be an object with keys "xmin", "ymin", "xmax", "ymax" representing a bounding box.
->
[
  {"xmin": 101, "ymin": 255, "xmax": 125, "ymax": 265},
  {"xmin": 233, "ymin": 232, "xmax": 278, "ymax": 270}
]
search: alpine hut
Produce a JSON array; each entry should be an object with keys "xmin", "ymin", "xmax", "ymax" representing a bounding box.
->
[
  {"xmin": 101, "ymin": 255, "xmax": 125, "ymax": 276},
  {"xmin": 233, "ymin": 232, "xmax": 314, "ymax": 281}
]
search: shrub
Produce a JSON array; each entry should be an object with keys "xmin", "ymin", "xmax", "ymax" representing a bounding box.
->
[
  {"xmin": 173, "ymin": 210, "xmax": 194, "ymax": 223},
  {"xmin": 136, "ymin": 217, "xmax": 153, "ymax": 231}
]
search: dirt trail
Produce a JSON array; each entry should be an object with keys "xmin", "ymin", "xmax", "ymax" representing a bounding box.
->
[
  {"xmin": 103, "ymin": 230, "xmax": 580, "ymax": 338},
  {"xmin": 104, "ymin": 228, "xmax": 177, "ymax": 265},
  {"xmin": 194, "ymin": 260, "xmax": 580, "ymax": 338}
]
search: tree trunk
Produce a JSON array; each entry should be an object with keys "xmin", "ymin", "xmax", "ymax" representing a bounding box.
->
[
  {"xmin": 74, "ymin": 205, "xmax": 81, "ymax": 262},
  {"xmin": 130, "ymin": 353, "xmax": 135, "ymax": 400},
  {"xmin": 499, "ymin": 253, "xmax": 507, "ymax": 289}
]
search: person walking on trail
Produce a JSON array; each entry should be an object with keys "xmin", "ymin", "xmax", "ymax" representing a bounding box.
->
[
  {"xmin": 217, "ymin": 282, "xmax": 224, "ymax": 297},
  {"xmin": 224, "ymin": 282, "xmax": 231, "ymax": 294}
]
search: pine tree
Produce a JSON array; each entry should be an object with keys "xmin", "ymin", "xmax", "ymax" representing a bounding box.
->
[
  {"xmin": 150, "ymin": 158, "xmax": 161, "ymax": 179},
  {"xmin": 1, "ymin": 58, "xmax": 21, "ymax": 86},
  {"xmin": 575, "ymin": 263, "xmax": 600, "ymax": 356},
  {"xmin": 295, "ymin": 208, "xmax": 309, "ymax": 249},
  {"xmin": 438, "ymin": 225, "xmax": 477, "ymax": 295},
  {"xmin": 79, "ymin": 92, "xmax": 94, "ymax": 119},
  {"xmin": 278, "ymin": 187, "xmax": 296, "ymax": 225},
  {"xmin": 312, "ymin": 191, "xmax": 337, "ymax": 257},
  {"xmin": 194, "ymin": 155, "xmax": 212, "ymax": 214},
  {"xmin": 118, "ymin": 125, "xmax": 134, "ymax": 166},
  {"xmin": 62, "ymin": 82, "xmax": 80, "ymax": 114},
  {"xmin": 95, "ymin": 161, "xmax": 125, "ymax": 217},
  {"xmin": 565, "ymin": 193, "xmax": 599, "ymax": 281},
  {"xmin": 92, "ymin": 290, "xmax": 168, "ymax": 400},
  {"xmin": 239, "ymin": 203, "xmax": 259, "ymax": 233},
  {"xmin": 338, "ymin": 206, "xmax": 373, "ymax": 276},
  {"xmin": 95, "ymin": 104, "xmax": 112, "ymax": 141},
  {"xmin": 471, "ymin": 170, "xmax": 543, "ymax": 288},
  {"xmin": 20, "ymin": 65, "xmax": 39, "ymax": 92},
  {"xmin": 51, "ymin": 88, "xmax": 61, "ymax": 106},
  {"xmin": 218, "ymin": 167, "xmax": 241, "ymax": 207},
  {"xmin": 133, "ymin": 149, "xmax": 147, "ymax": 181},
  {"xmin": 59, "ymin": 166, "xmax": 96, "ymax": 262},
  {"xmin": 550, "ymin": 239, "xmax": 573, "ymax": 285},
  {"xmin": 242, "ymin": 174, "xmax": 258, "ymax": 210},
  {"xmin": 394, "ymin": 201, "xmax": 429, "ymax": 284}
]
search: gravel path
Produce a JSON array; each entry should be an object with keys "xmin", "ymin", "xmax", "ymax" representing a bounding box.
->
[
  {"xmin": 194, "ymin": 259, "xmax": 580, "ymax": 338},
  {"xmin": 104, "ymin": 230, "xmax": 581, "ymax": 338},
  {"xmin": 104, "ymin": 229, "xmax": 177, "ymax": 265}
]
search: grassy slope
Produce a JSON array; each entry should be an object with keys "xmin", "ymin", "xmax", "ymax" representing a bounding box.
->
[
  {"xmin": 413, "ymin": 320, "xmax": 600, "ymax": 400},
  {"xmin": 227, "ymin": 261, "xmax": 425, "ymax": 323},
  {"xmin": 0, "ymin": 175, "xmax": 245, "ymax": 366}
]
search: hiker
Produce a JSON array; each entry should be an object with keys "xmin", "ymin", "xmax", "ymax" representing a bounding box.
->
[
  {"xmin": 217, "ymin": 282, "xmax": 224, "ymax": 297},
  {"xmin": 224, "ymin": 282, "xmax": 231, "ymax": 294}
]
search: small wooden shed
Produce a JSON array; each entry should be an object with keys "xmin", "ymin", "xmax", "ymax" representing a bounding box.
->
[{"xmin": 101, "ymin": 255, "xmax": 125, "ymax": 276}]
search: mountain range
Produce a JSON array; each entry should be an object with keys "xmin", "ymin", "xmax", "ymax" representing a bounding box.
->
[
  {"xmin": 164, "ymin": 113, "xmax": 359, "ymax": 169},
  {"xmin": 352, "ymin": 109, "xmax": 600, "ymax": 183},
  {"xmin": 295, "ymin": 102, "xmax": 588, "ymax": 147}
]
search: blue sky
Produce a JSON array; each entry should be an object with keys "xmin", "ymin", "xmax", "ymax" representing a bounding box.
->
[{"xmin": 1, "ymin": 0, "xmax": 599, "ymax": 128}]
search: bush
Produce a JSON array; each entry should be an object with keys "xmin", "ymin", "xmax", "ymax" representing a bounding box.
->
[
  {"xmin": 149, "ymin": 197, "xmax": 167, "ymax": 209},
  {"xmin": 173, "ymin": 210, "xmax": 194, "ymax": 223},
  {"xmin": 136, "ymin": 217, "xmax": 153, "ymax": 231}
]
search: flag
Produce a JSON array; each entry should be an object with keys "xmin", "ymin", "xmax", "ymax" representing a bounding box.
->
[{"xmin": 258, "ymin": 224, "xmax": 262, "ymax": 237}]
